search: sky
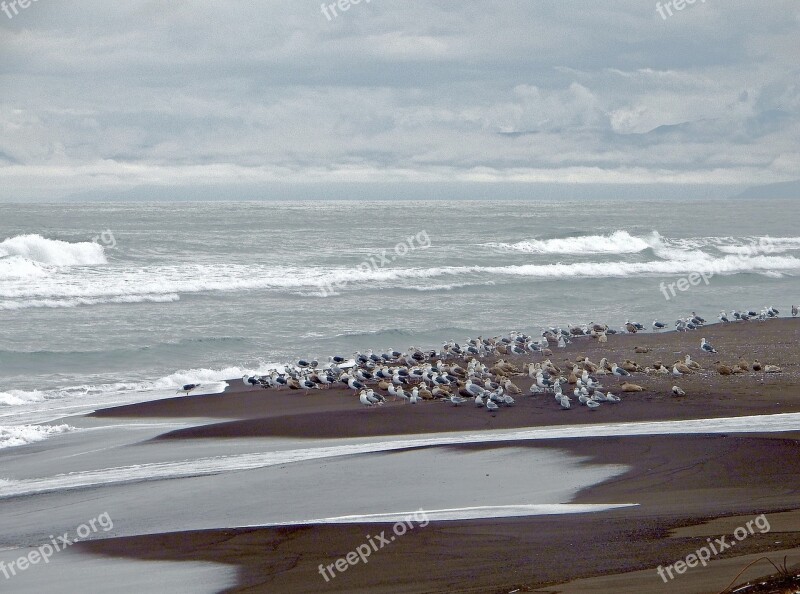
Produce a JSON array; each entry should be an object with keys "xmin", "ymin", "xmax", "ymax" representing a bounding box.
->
[{"xmin": 0, "ymin": 1, "xmax": 798, "ymax": 200}]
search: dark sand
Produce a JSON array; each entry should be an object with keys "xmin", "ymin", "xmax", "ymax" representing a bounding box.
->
[
  {"xmin": 94, "ymin": 318, "xmax": 800, "ymax": 440},
  {"xmin": 80, "ymin": 319, "xmax": 800, "ymax": 593}
]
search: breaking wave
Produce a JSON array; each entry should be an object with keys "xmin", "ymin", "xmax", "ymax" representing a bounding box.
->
[
  {"xmin": 0, "ymin": 234, "xmax": 107, "ymax": 267},
  {"xmin": 485, "ymin": 230, "xmax": 650, "ymax": 255}
]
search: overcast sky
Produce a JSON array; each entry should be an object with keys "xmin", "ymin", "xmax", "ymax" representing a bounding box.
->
[{"xmin": 0, "ymin": 1, "xmax": 798, "ymax": 200}]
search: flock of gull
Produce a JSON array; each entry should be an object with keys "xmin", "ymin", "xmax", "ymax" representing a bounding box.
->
[{"xmin": 213, "ymin": 305, "xmax": 797, "ymax": 413}]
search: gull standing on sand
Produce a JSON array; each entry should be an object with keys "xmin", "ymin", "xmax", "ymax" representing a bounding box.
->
[
  {"xmin": 348, "ymin": 376, "xmax": 365, "ymax": 391},
  {"xmin": 700, "ymin": 338, "xmax": 717, "ymax": 354},
  {"xmin": 612, "ymin": 364, "xmax": 630, "ymax": 377},
  {"xmin": 652, "ymin": 320, "xmax": 667, "ymax": 331},
  {"xmin": 396, "ymin": 386, "xmax": 410, "ymax": 403},
  {"xmin": 792, "ymin": 305, "xmax": 798, "ymax": 317},
  {"xmin": 719, "ymin": 311, "xmax": 730, "ymax": 323}
]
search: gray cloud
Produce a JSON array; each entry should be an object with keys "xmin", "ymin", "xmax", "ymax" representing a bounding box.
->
[{"xmin": 0, "ymin": 0, "xmax": 798, "ymax": 199}]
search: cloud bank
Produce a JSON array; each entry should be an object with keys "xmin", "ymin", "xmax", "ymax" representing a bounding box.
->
[{"xmin": 0, "ymin": 1, "xmax": 798, "ymax": 199}]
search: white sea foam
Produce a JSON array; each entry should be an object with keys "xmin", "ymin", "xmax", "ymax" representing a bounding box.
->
[
  {"xmin": 0, "ymin": 257, "xmax": 50, "ymax": 280},
  {"xmin": 0, "ymin": 363, "xmax": 275, "ymax": 411},
  {"xmin": 485, "ymin": 230, "xmax": 651, "ymax": 254},
  {"xmin": 0, "ymin": 424, "xmax": 74, "ymax": 449},
  {"xmin": 2, "ymin": 251, "xmax": 799, "ymax": 309},
  {"xmin": 3, "ymin": 232, "xmax": 799, "ymax": 309},
  {"xmin": 0, "ymin": 294, "xmax": 180, "ymax": 311},
  {"xmin": 486, "ymin": 231, "xmax": 800, "ymax": 258}
]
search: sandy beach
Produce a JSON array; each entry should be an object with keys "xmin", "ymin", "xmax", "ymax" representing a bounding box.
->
[
  {"xmin": 5, "ymin": 5, "xmax": 799, "ymax": 592},
  {"xmin": 34, "ymin": 318, "xmax": 796, "ymax": 593}
]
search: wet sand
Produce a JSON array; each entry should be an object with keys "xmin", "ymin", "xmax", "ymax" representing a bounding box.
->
[
  {"xmin": 74, "ymin": 318, "xmax": 800, "ymax": 592},
  {"xmin": 77, "ymin": 434, "xmax": 800, "ymax": 593}
]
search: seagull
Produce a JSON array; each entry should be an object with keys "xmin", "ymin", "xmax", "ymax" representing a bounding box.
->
[
  {"xmin": 700, "ymin": 338, "xmax": 717, "ymax": 354},
  {"xmin": 652, "ymin": 320, "xmax": 667, "ymax": 331},
  {"xmin": 465, "ymin": 380, "xmax": 485, "ymax": 397},
  {"xmin": 347, "ymin": 377, "xmax": 365, "ymax": 390},
  {"xmin": 719, "ymin": 311, "xmax": 730, "ymax": 323},
  {"xmin": 672, "ymin": 385, "xmax": 686, "ymax": 396},
  {"xmin": 177, "ymin": 383, "xmax": 201, "ymax": 395},
  {"xmin": 474, "ymin": 394, "xmax": 485, "ymax": 407},
  {"xmin": 449, "ymin": 395, "xmax": 468, "ymax": 406},
  {"xmin": 611, "ymin": 364, "xmax": 631, "ymax": 377},
  {"xmin": 793, "ymin": 305, "xmax": 798, "ymax": 317},
  {"xmin": 486, "ymin": 399, "xmax": 499, "ymax": 412},
  {"xmin": 586, "ymin": 399, "xmax": 600, "ymax": 410},
  {"xmin": 359, "ymin": 392, "xmax": 375, "ymax": 407},
  {"xmin": 558, "ymin": 395, "xmax": 571, "ymax": 410},
  {"xmin": 396, "ymin": 386, "xmax": 410, "ymax": 404}
]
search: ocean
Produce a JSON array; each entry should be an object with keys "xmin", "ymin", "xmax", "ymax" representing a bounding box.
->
[{"xmin": 2, "ymin": 197, "xmax": 799, "ymax": 437}]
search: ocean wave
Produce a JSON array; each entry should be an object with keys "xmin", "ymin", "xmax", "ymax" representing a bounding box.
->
[
  {"xmin": 405, "ymin": 281, "xmax": 497, "ymax": 292},
  {"xmin": 484, "ymin": 231, "xmax": 800, "ymax": 259},
  {"xmin": 0, "ymin": 257, "xmax": 50, "ymax": 280},
  {"xmin": 0, "ymin": 424, "xmax": 74, "ymax": 449},
  {"xmin": 0, "ymin": 363, "xmax": 279, "ymax": 409},
  {"xmin": 2, "ymin": 230, "xmax": 799, "ymax": 309},
  {"xmin": 716, "ymin": 237, "xmax": 800, "ymax": 255},
  {"xmin": 481, "ymin": 254, "xmax": 800, "ymax": 279},
  {"xmin": 1, "ymin": 254, "xmax": 798, "ymax": 307},
  {"xmin": 485, "ymin": 230, "xmax": 650, "ymax": 255},
  {"xmin": 0, "ymin": 293, "xmax": 180, "ymax": 311},
  {"xmin": 0, "ymin": 234, "xmax": 107, "ymax": 267}
]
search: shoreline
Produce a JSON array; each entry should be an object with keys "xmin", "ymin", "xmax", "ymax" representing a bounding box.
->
[
  {"xmin": 64, "ymin": 317, "xmax": 800, "ymax": 592},
  {"xmin": 92, "ymin": 318, "xmax": 800, "ymax": 441},
  {"xmin": 75, "ymin": 433, "xmax": 800, "ymax": 593}
]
